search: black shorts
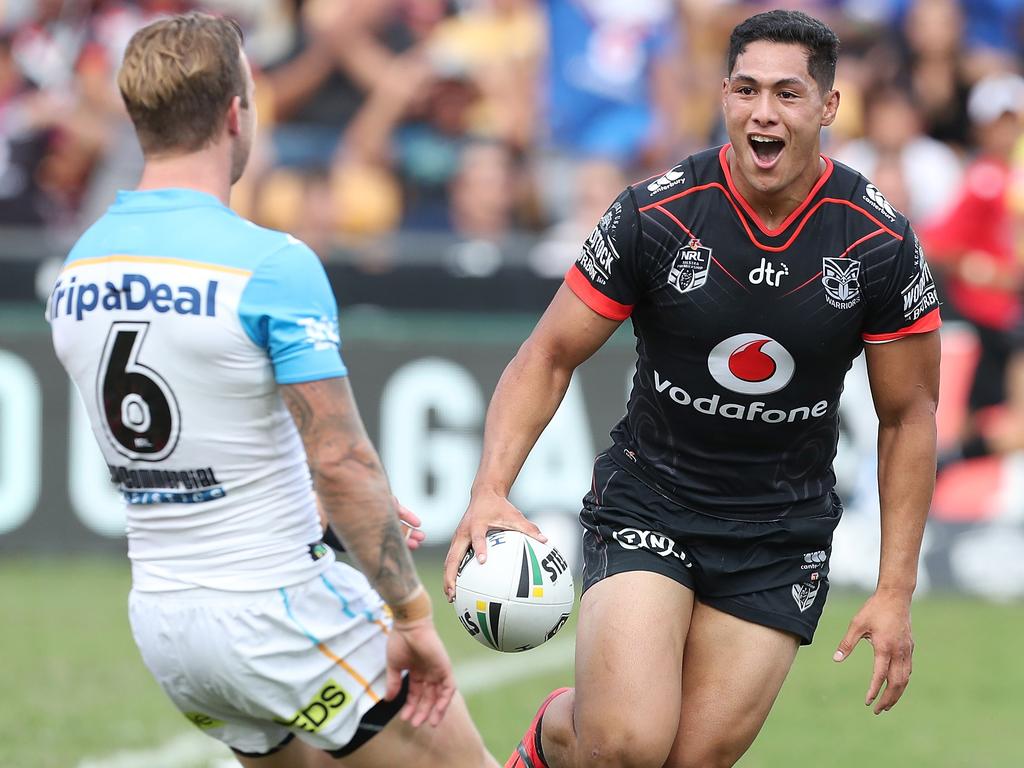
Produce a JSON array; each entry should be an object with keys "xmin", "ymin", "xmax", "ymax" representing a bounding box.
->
[{"xmin": 580, "ymin": 452, "xmax": 843, "ymax": 645}]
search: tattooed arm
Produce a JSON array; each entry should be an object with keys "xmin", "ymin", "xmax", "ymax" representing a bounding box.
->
[
  {"xmin": 281, "ymin": 377, "xmax": 456, "ymax": 724},
  {"xmin": 280, "ymin": 377, "xmax": 421, "ymax": 611},
  {"xmin": 281, "ymin": 376, "xmax": 456, "ymax": 725}
]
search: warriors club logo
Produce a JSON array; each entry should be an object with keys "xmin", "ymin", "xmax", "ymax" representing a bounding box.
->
[
  {"xmin": 822, "ymin": 258, "xmax": 861, "ymax": 310},
  {"xmin": 707, "ymin": 333, "xmax": 795, "ymax": 395}
]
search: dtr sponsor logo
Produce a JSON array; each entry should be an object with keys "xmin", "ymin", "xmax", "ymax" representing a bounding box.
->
[{"xmin": 748, "ymin": 257, "xmax": 789, "ymax": 287}]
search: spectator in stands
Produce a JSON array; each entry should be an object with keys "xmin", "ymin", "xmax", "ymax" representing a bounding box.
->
[
  {"xmin": 338, "ymin": 43, "xmax": 485, "ymax": 232},
  {"xmin": 529, "ymin": 157, "xmax": 625, "ymax": 278},
  {"xmin": 897, "ymin": 0, "xmax": 972, "ymax": 149},
  {"xmin": 0, "ymin": 32, "xmax": 53, "ymax": 224},
  {"xmin": 976, "ymin": 353, "xmax": 1024, "ymax": 455},
  {"xmin": 536, "ymin": 0, "xmax": 681, "ymax": 220},
  {"xmin": 923, "ymin": 72, "xmax": 1024, "ymax": 442},
  {"xmin": 0, "ymin": 0, "xmax": 195, "ymax": 228},
  {"xmin": 957, "ymin": 0, "xmax": 1024, "ymax": 79},
  {"xmin": 426, "ymin": 0, "xmax": 544, "ymax": 153},
  {"xmin": 261, "ymin": 0, "xmax": 417, "ymax": 170},
  {"xmin": 445, "ymin": 139, "xmax": 519, "ymax": 276},
  {"xmin": 75, "ymin": 1, "xmax": 195, "ymax": 227},
  {"xmin": 833, "ymin": 86, "xmax": 962, "ymax": 225}
]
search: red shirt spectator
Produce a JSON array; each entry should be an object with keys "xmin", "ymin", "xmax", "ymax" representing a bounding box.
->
[
  {"xmin": 923, "ymin": 156, "xmax": 1018, "ymax": 330},
  {"xmin": 922, "ymin": 73, "xmax": 1024, "ymax": 332}
]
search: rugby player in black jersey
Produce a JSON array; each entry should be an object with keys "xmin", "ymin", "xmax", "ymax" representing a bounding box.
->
[{"xmin": 444, "ymin": 10, "xmax": 941, "ymax": 768}]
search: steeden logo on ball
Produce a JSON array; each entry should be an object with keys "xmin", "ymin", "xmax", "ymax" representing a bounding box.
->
[{"xmin": 454, "ymin": 530, "xmax": 575, "ymax": 653}]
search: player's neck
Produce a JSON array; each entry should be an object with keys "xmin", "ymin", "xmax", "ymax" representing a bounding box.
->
[
  {"xmin": 729, "ymin": 153, "xmax": 826, "ymax": 230},
  {"xmin": 137, "ymin": 147, "xmax": 233, "ymax": 206}
]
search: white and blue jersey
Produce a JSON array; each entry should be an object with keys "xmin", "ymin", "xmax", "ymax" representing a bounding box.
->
[{"xmin": 49, "ymin": 188, "xmax": 345, "ymax": 592}]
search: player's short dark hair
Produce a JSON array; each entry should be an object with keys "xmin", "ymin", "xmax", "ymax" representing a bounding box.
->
[
  {"xmin": 118, "ymin": 12, "xmax": 247, "ymax": 155},
  {"xmin": 727, "ymin": 10, "xmax": 839, "ymax": 93}
]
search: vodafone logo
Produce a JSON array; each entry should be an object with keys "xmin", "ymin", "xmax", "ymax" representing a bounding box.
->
[
  {"xmin": 708, "ymin": 333, "xmax": 795, "ymax": 395},
  {"xmin": 655, "ymin": 333, "xmax": 821, "ymax": 423}
]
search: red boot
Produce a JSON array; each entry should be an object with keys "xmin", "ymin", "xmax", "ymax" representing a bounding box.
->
[{"xmin": 505, "ymin": 687, "xmax": 571, "ymax": 768}]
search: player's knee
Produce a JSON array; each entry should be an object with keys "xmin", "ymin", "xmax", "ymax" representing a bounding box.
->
[{"xmin": 578, "ymin": 723, "xmax": 671, "ymax": 768}]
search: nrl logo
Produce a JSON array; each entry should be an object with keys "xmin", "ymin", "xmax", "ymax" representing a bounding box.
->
[
  {"xmin": 821, "ymin": 258, "xmax": 861, "ymax": 310},
  {"xmin": 667, "ymin": 238, "xmax": 711, "ymax": 294}
]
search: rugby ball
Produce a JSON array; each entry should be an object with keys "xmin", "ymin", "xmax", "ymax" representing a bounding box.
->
[{"xmin": 454, "ymin": 530, "xmax": 574, "ymax": 653}]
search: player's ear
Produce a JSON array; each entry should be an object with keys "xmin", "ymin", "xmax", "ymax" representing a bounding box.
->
[
  {"xmin": 820, "ymin": 88, "xmax": 840, "ymax": 128},
  {"xmin": 226, "ymin": 95, "xmax": 243, "ymax": 136},
  {"xmin": 721, "ymin": 77, "xmax": 730, "ymax": 105}
]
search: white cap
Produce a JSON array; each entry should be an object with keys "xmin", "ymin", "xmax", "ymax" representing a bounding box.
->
[{"xmin": 968, "ymin": 73, "xmax": 1024, "ymax": 124}]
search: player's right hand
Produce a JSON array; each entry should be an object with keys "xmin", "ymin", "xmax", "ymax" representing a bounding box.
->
[
  {"xmin": 442, "ymin": 490, "xmax": 547, "ymax": 602},
  {"xmin": 386, "ymin": 617, "xmax": 456, "ymax": 728}
]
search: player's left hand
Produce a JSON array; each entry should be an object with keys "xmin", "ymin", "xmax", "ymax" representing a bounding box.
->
[
  {"xmin": 395, "ymin": 497, "xmax": 426, "ymax": 550},
  {"xmin": 386, "ymin": 616, "xmax": 456, "ymax": 728},
  {"xmin": 833, "ymin": 589, "xmax": 914, "ymax": 714},
  {"xmin": 318, "ymin": 494, "xmax": 425, "ymax": 551}
]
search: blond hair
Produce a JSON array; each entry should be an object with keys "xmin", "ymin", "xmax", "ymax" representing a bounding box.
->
[{"xmin": 118, "ymin": 12, "xmax": 247, "ymax": 155}]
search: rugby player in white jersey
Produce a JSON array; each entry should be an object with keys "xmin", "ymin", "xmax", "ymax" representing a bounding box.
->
[{"xmin": 48, "ymin": 13, "xmax": 497, "ymax": 768}]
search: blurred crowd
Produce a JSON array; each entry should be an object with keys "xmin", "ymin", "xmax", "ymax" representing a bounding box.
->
[{"xmin": 4, "ymin": 1, "xmax": 1024, "ymax": 485}]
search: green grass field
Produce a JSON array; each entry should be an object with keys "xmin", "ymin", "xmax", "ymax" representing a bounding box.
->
[{"xmin": 4, "ymin": 555, "xmax": 1022, "ymax": 768}]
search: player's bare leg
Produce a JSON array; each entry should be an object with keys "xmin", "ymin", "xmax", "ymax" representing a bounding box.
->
[
  {"xmin": 233, "ymin": 692, "xmax": 497, "ymax": 768},
  {"xmin": 233, "ymin": 738, "xmax": 330, "ymax": 768},
  {"xmin": 539, "ymin": 571, "xmax": 695, "ymax": 768},
  {"xmin": 336, "ymin": 692, "xmax": 498, "ymax": 768},
  {"xmin": 663, "ymin": 601, "xmax": 800, "ymax": 768}
]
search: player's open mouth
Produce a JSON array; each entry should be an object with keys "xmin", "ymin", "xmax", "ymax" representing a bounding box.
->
[{"xmin": 748, "ymin": 135, "xmax": 785, "ymax": 169}]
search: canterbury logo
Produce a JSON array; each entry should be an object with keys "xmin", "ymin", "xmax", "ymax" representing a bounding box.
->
[{"xmin": 647, "ymin": 167, "xmax": 686, "ymax": 193}]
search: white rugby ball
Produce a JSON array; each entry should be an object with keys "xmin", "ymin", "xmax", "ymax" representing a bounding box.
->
[{"xmin": 454, "ymin": 530, "xmax": 575, "ymax": 653}]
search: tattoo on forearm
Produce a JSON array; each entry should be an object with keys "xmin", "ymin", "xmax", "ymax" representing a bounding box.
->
[
  {"xmin": 282, "ymin": 379, "xmax": 419, "ymax": 603},
  {"xmin": 281, "ymin": 386, "xmax": 314, "ymax": 435},
  {"xmin": 372, "ymin": 520, "xmax": 420, "ymax": 600}
]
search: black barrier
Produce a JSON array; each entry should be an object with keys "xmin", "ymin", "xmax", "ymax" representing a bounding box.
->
[
  {"xmin": 0, "ymin": 303, "xmax": 634, "ymax": 554},
  {"xmin": 1, "ymin": 303, "xmax": 1022, "ymax": 599}
]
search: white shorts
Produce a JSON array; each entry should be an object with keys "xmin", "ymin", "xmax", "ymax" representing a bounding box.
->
[{"xmin": 129, "ymin": 562, "xmax": 396, "ymax": 756}]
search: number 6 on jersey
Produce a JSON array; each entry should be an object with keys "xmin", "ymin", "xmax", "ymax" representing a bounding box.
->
[{"xmin": 98, "ymin": 321, "xmax": 181, "ymax": 461}]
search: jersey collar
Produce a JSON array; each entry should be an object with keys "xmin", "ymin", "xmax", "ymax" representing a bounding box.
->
[
  {"xmin": 718, "ymin": 144, "xmax": 834, "ymax": 237},
  {"xmin": 111, "ymin": 188, "xmax": 230, "ymax": 213}
]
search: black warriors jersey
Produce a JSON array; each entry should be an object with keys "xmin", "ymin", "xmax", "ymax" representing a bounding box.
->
[{"xmin": 568, "ymin": 145, "xmax": 941, "ymax": 516}]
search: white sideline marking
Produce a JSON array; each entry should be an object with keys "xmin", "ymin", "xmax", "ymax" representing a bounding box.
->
[
  {"xmin": 77, "ymin": 637, "xmax": 574, "ymax": 768},
  {"xmin": 76, "ymin": 732, "xmax": 234, "ymax": 768}
]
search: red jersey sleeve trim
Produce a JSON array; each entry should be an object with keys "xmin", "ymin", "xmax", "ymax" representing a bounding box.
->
[
  {"xmin": 565, "ymin": 266, "xmax": 633, "ymax": 321},
  {"xmin": 862, "ymin": 308, "xmax": 942, "ymax": 344}
]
